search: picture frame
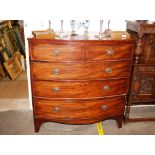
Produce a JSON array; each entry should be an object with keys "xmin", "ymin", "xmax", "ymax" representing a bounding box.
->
[
  {"xmin": 13, "ymin": 51, "xmax": 21, "ymax": 62},
  {"xmin": 0, "ymin": 47, "xmax": 11, "ymax": 62},
  {"xmin": 0, "ymin": 20, "xmax": 11, "ymax": 33},
  {"xmin": 0, "ymin": 33, "xmax": 13, "ymax": 59},
  {"xmin": 4, "ymin": 56, "xmax": 22, "ymax": 80},
  {"xmin": 3, "ymin": 26, "xmax": 25, "ymax": 56},
  {"xmin": 0, "ymin": 62, "xmax": 5, "ymax": 80}
]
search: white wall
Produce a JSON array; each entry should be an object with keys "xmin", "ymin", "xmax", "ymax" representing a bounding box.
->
[
  {"xmin": 24, "ymin": 20, "xmax": 126, "ymax": 36},
  {"xmin": 24, "ymin": 20, "xmax": 127, "ymax": 108}
]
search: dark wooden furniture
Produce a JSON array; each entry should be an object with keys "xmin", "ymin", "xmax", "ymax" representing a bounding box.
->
[
  {"xmin": 125, "ymin": 21, "xmax": 155, "ymax": 122},
  {"xmin": 28, "ymin": 34, "xmax": 134, "ymax": 132}
]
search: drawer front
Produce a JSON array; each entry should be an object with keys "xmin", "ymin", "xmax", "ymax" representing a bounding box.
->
[
  {"xmin": 31, "ymin": 61, "xmax": 131, "ymax": 80},
  {"xmin": 32, "ymin": 79, "xmax": 128, "ymax": 99},
  {"xmin": 86, "ymin": 44, "xmax": 133, "ymax": 60},
  {"xmin": 30, "ymin": 43, "xmax": 83, "ymax": 61},
  {"xmin": 34, "ymin": 96, "xmax": 125, "ymax": 119}
]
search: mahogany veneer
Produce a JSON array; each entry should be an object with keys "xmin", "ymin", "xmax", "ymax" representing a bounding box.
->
[{"xmin": 28, "ymin": 37, "xmax": 134, "ymax": 132}]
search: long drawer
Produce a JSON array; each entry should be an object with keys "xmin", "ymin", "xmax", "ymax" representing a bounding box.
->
[
  {"xmin": 34, "ymin": 96, "xmax": 125, "ymax": 119},
  {"xmin": 86, "ymin": 44, "xmax": 133, "ymax": 61},
  {"xmin": 31, "ymin": 61, "xmax": 131, "ymax": 80},
  {"xmin": 32, "ymin": 79, "xmax": 128, "ymax": 99},
  {"xmin": 30, "ymin": 43, "xmax": 83, "ymax": 61}
]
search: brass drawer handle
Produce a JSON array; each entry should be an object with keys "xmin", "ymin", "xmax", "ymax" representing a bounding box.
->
[
  {"xmin": 52, "ymin": 68, "xmax": 60, "ymax": 75},
  {"xmin": 53, "ymin": 106, "xmax": 60, "ymax": 112},
  {"xmin": 101, "ymin": 105, "xmax": 109, "ymax": 110},
  {"xmin": 53, "ymin": 48, "xmax": 60, "ymax": 56},
  {"xmin": 52, "ymin": 87, "xmax": 60, "ymax": 93},
  {"xmin": 103, "ymin": 85, "xmax": 110, "ymax": 91},
  {"xmin": 104, "ymin": 67, "xmax": 112, "ymax": 73},
  {"xmin": 107, "ymin": 47, "xmax": 114, "ymax": 56}
]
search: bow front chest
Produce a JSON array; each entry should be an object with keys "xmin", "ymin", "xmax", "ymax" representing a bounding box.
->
[{"xmin": 28, "ymin": 37, "xmax": 134, "ymax": 132}]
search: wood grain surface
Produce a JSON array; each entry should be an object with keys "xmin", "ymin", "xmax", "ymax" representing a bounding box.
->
[
  {"xmin": 28, "ymin": 38, "xmax": 134, "ymax": 132},
  {"xmin": 32, "ymin": 79, "xmax": 128, "ymax": 99},
  {"xmin": 31, "ymin": 61, "xmax": 131, "ymax": 80},
  {"xmin": 34, "ymin": 96, "xmax": 125, "ymax": 119}
]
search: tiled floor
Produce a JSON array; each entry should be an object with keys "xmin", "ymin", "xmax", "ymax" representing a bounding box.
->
[
  {"xmin": 0, "ymin": 108, "xmax": 155, "ymax": 135},
  {"xmin": 0, "ymin": 71, "xmax": 30, "ymax": 111}
]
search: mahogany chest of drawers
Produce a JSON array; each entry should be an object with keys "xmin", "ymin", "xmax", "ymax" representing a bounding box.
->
[{"xmin": 28, "ymin": 37, "xmax": 134, "ymax": 132}]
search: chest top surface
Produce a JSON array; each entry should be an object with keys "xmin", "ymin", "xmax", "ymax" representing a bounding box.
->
[{"xmin": 28, "ymin": 31, "xmax": 133, "ymax": 44}]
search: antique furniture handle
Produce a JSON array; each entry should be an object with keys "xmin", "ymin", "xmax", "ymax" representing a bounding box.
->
[
  {"xmin": 53, "ymin": 48, "xmax": 60, "ymax": 56},
  {"xmin": 104, "ymin": 67, "xmax": 112, "ymax": 73},
  {"xmin": 107, "ymin": 47, "xmax": 114, "ymax": 56},
  {"xmin": 53, "ymin": 106, "xmax": 60, "ymax": 112},
  {"xmin": 101, "ymin": 105, "xmax": 109, "ymax": 111},
  {"xmin": 52, "ymin": 68, "xmax": 60, "ymax": 75},
  {"xmin": 103, "ymin": 85, "xmax": 110, "ymax": 91},
  {"xmin": 52, "ymin": 87, "xmax": 60, "ymax": 93}
]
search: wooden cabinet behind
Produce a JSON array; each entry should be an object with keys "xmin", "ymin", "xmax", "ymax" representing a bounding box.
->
[
  {"xmin": 125, "ymin": 21, "xmax": 155, "ymax": 122},
  {"xmin": 28, "ymin": 38, "xmax": 134, "ymax": 132}
]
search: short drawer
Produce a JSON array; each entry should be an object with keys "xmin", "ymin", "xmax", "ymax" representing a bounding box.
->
[
  {"xmin": 31, "ymin": 61, "xmax": 131, "ymax": 80},
  {"xmin": 86, "ymin": 44, "xmax": 133, "ymax": 61},
  {"xmin": 34, "ymin": 96, "xmax": 125, "ymax": 119},
  {"xmin": 30, "ymin": 43, "xmax": 83, "ymax": 61},
  {"xmin": 32, "ymin": 79, "xmax": 128, "ymax": 99}
]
